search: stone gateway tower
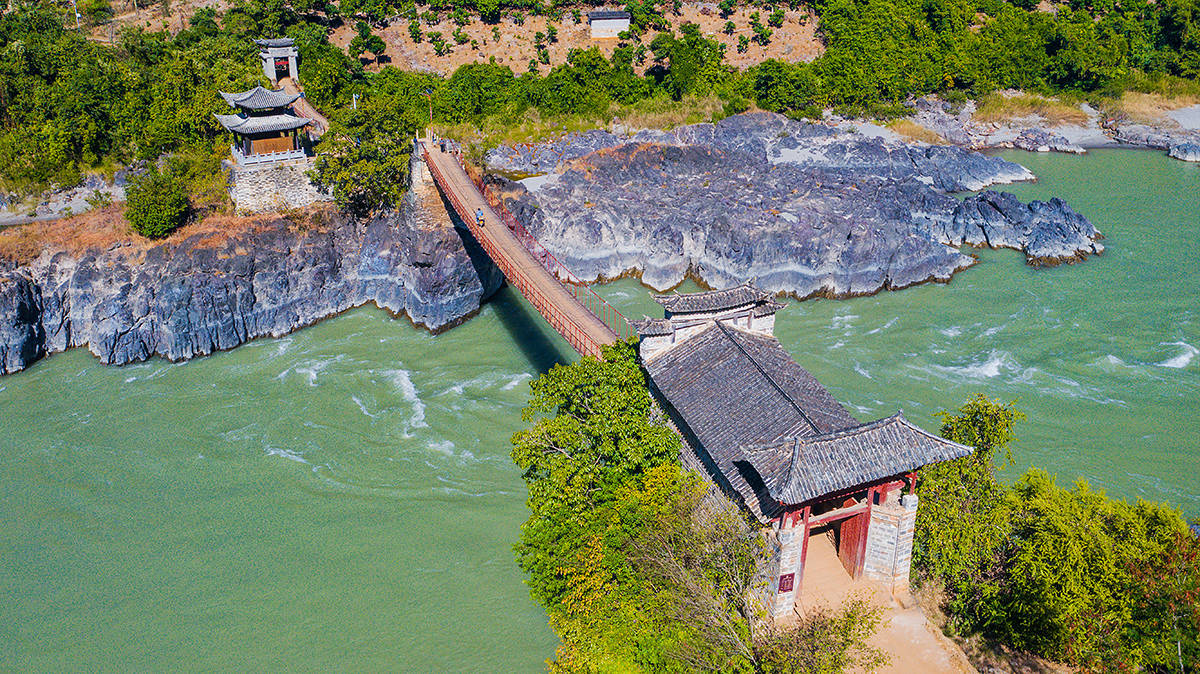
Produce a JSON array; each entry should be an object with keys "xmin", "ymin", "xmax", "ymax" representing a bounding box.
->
[
  {"xmin": 632, "ymin": 283, "xmax": 971, "ymax": 616},
  {"xmin": 257, "ymin": 37, "xmax": 299, "ymax": 84}
]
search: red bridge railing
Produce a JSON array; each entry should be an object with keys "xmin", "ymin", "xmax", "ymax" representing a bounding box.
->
[{"xmin": 422, "ymin": 144, "xmax": 634, "ymax": 358}]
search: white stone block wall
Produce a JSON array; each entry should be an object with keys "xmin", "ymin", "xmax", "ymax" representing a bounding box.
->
[
  {"xmin": 229, "ymin": 158, "xmax": 330, "ymax": 215},
  {"xmin": 770, "ymin": 519, "xmax": 804, "ymax": 616},
  {"xmin": 590, "ymin": 18, "xmax": 629, "ymax": 38},
  {"xmin": 863, "ymin": 494, "xmax": 918, "ymax": 594}
]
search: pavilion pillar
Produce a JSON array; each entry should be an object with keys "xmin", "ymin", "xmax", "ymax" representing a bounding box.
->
[
  {"xmin": 262, "ymin": 55, "xmax": 274, "ymax": 83},
  {"xmin": 288, "ymin": 53, "xmax": 298, "ymax": 82}
]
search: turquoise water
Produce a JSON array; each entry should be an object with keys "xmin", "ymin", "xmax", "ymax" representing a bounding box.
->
[{"xmin": 0, "ymin": 148, "xmax": 1196, "ymax": 669}]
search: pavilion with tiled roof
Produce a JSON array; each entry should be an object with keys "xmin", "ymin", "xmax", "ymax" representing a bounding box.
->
[
  {"xmin": 632, "ymin": 283, "xmax": 970, "ymax": 615},
  {"xmin": 215, "ymin": 86, "xmax": 312, "ymax": 167}
]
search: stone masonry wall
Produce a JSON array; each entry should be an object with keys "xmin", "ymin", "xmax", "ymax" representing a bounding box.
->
[
  {"xmin": 770, "ymin": 519, "xmax": 804, "ymax": 617},
  {"xmin": 229, "ymin": 158, "xmax": 330, "ymax": 214},
  {"xmin": 863, "ymin": 494, "xmax": 918, "ymax": 595}
]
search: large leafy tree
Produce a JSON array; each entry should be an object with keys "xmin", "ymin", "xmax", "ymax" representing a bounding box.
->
[{"xmin": 312, "ymin": 96, "xmax": 419, "ymax": 215}]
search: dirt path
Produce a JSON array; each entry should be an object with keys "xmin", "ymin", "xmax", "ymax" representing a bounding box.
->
[
  {"xmin": 279, "ymin": 77, "xmax": 329, "ymax": 137},
  {"xmin": 799, "ymin": 534, "xmax": 977, "ymax": 673}
]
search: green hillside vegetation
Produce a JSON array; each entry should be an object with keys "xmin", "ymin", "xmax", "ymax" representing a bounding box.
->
[{"xmin": 4, "ymin": 0, "xmax": 1200, "ymax": 207}]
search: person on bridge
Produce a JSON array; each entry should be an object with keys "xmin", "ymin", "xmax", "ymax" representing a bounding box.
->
[{"xmin": 475, "ymin": 208, "xmax": 484, "ymax": 227}]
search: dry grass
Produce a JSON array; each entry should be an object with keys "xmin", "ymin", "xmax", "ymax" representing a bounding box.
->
[
  {"xmin": 1106, "ymin": 91, "xmax": 1200, "ymax": 124},
  {"xmin": 886, "ymin": 119, "xmax": 949, "ymax": 145},
  {"xmin": 434, "ymin": 94, "xmax": 737, "ymax": 164},
  {"xmin": 975, "ymin": 92, "xmax": 1090, "ymax": 126},
  {"xmin": 0, "ymin": 203, "xmax": 335, "ymax": 266}
]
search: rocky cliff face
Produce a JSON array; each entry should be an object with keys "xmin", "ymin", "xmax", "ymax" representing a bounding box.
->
[
  {"xmin": 490, "ymin": 113, "xmax": 1102, "ymax": 297},
  {"xmin": 0, "ymin": 158, "xmax": 502, "ymax": 376}
]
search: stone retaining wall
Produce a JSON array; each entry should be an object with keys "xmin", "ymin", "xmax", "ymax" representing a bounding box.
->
[{"xmin": 229, "ymin": 158, "xmax": 330, "ymax": 214}]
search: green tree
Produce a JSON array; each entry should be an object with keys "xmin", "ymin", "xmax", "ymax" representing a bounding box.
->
[
  {"xmin": 125, "ymin": 166, "xmax": 188, "ymax": 238},
  {"xmin": 312, "ymin": 97, "xmax": 418, "ymax": 214},
  {"xmin": 914, "ymin": 395, "xmax": 1022, "ymax": 632}
]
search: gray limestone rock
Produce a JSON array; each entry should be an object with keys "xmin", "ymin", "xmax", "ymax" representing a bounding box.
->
[
  {"xmin": 0, "ymin": 157, "xmax": 503, "ymax": 375},
  {"xmin": 497, "ymin": 122, "xmax": 1101, "ymax": 297},
  {"xmin": 1013, "ymin": 128, "xmax": 1085, "ymax": 154},
  {"xmin": 1168, "ymin": 142, "xmax": 1200, "ymax": 162}
]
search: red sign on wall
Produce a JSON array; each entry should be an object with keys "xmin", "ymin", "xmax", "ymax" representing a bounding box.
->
[
  {"xmin": 778, "ymin": 573, "xmax": 795, "ymax": 593},
  {"xmin": 275, "ymin": 57, "xmax": 289, "ymax": 69}
]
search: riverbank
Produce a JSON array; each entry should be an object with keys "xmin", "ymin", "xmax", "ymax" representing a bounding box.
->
[
  {"xmin": 0, "ymin": 157, "xmax": 503, "ymax": 375},
  {"xmin": 1, "ymin": 112, "xmax": 1103, "ymax": 376}
]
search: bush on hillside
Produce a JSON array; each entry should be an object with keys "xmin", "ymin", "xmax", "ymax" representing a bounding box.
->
[
  {"xmin": 124, "ymin": 167, "xmax": 188, "ymax": 239},
  {"xmin": 916, "ymin": 395, "xmax": 1198, "ymax": 669}
]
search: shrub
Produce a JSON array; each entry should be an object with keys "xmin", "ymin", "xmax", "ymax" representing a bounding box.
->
[{"xmin": 125, "ymin": 167, "xmax": 188, "ymax": 239}]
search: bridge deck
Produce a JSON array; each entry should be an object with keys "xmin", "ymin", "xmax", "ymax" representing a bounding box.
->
[{"xmin": 423, "ymin": 144, "xmax": 618, "ymax": 358}]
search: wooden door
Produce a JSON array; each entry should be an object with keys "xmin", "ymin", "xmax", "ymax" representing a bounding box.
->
[{"xmin": 837, "ymin": 509, "xmax": 870, "ymax": 578}]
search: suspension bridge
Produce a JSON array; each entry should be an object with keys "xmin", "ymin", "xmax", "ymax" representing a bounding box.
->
[{"xmin": 421, "ymin": 141, "xmax": 634, "ymax": 359}]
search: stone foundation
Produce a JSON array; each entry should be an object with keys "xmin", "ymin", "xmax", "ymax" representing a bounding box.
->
[
  {"xmin": 863, "ymin": 494, "xmax": 918, "ymax": 595},
  {"xmin": 228, "ymin": 158, "xmax": 330, "ymax": 214}
]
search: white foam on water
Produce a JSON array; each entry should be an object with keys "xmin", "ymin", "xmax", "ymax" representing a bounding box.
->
[
  {"xmin": 351, "ymin": 395, "xmax": 380, "ymax": 419},
  {"xmin": 929, "ymin": 350, "xmax": 1015, "ymax": 380},
  {"xmin": 1158, "ymin": 342, "xmax": 1198, "ymax": 369},
  {"xmin": 385, "ymin": 368, "xmax": 428, "ymax": 430},
  {"xmin": 125, "ymin": 376, "xmax": 137, "ymax": 383},
  {"xmin": 265, "ymin": 446, "xmax": 309, "ymax": 464},
  {"xmin": 830, "ymin": 340, "xmax": 845, "ymax": 350},
  {"xmin": 982, "ymin": 325, "xmax": 1003, "ymax": 337},
  {"xmin": 502, "ymin": 373, "xmax": 533, "ymax": 391},
  {"xmin": 830, "ymin": 315, "xmax": 859, "ymax": 333},
  {"xmin": 429, "ymin": 439, "xmax": 455, "ymax": 455},
  {"xmin": 865, "ymin": 317, "xmax": 899, "ymax": 335},
  {"xmin": 853, "ymin": 362, "xmax": 873, "ymax": 379},
  {"xmin": 939, "ymin": 326, "xmax": 963, "ymax": 337},
  {"xmin": 281, "ymin": 355, "xmax": 345, "ymax": 386}
]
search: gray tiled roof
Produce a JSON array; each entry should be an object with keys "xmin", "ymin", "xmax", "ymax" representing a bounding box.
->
[
  {"xmin": 221, "ymin": 86, "xmax": 300, "ymax": 110},
  {"xmin": 631, "ymin": 317, "xmax": 673, "ymax": 336},
  {"xmin": 587, "ymin": 9, "xmax": 631, "ymax": 19},
  {"xmin": 214, "ymin": 112, "xmax": 311, "ymax": 134},
  {"xmin": 255, "ymin": 37, "xmax": 295, "ymax": 47},
  {"xmin": 653, "ymin": 282, "xmax": 772, "ymax": 314},
  {"xmin": 742, "ymin": 414, "xmax": 972, "ymax": 504},
  {"xmin": 643, "ymin": 321, "xmax": 860, "ymax": 517}
]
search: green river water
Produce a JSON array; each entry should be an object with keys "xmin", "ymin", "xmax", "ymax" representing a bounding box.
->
[{"xmin": 0, "ymin": 148, "xmax": 1197, "ymax": 670}]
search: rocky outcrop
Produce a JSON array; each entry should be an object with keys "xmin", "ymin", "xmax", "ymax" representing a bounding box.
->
[
  {"xmin": 489, "ymin": 113, "xmax": 1034, "ymax": 191},
  {"xmin": 1167, "ymin": 141, "xmax": 1200, "ymax": 162},
  {"xmin": 1110, "ymin": 123, "xmax": 1200, "ymax": 162},
  {"xmin": 493, "ymin": 113, "xmax": 1101, "ymax": 297},
  {"xmin": 0, "ymin": 157, "xmax": 502, "ymax": 375},
  {"xmin": 1013, "ymin": 128, "xmax": 1084, "ymax": 154}
]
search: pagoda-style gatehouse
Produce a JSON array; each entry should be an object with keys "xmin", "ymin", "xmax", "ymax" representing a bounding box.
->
[
  {"xmin": 256, "ymin": 37, "xmax": 299, "ymax": 84},
  {"xmin": 216, "ymin": 86, "xmax": 312, "ymax": 167},
  {"xmin": 632, "ymin": 284, "xmax": 971, "ymax": 616}
]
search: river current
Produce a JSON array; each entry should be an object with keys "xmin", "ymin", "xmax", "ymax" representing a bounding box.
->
[{"xmin": 0, "ymin": 149, "xmax": 1196, "ymax": 669}]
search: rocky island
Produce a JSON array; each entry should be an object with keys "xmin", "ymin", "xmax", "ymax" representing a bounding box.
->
[
  {"xmin": 1, "ymin": 113, "xmax": 1102, "ymax": 375},
  {"xmin": 489, "ymin": 112, "xmax": 1102, "ymax": 296}
]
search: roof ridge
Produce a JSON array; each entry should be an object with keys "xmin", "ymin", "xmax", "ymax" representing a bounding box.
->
[{"xmin": 716, "ymin": 321, "xmax": 820, "ymax": 435}]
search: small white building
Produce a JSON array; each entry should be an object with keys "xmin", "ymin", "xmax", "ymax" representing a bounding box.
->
[{"xmin": 587, "ymin": 9, "xmax": 631, "ymax": 39}]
